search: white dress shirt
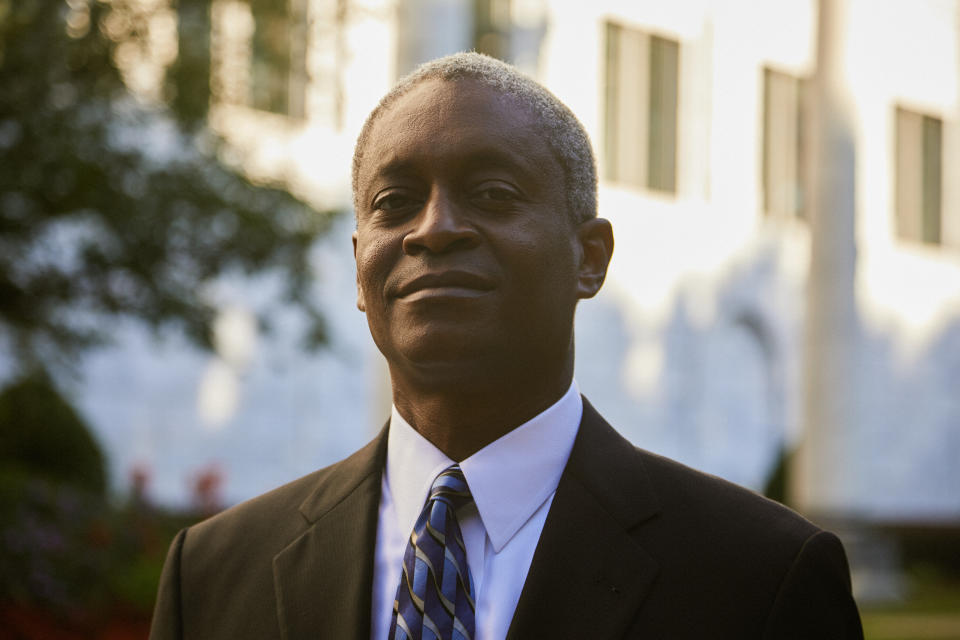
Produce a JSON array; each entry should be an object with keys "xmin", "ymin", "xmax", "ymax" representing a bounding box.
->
[{"xmin": 370, "ymin": 381, "xmax": 583, "ymax": 640}]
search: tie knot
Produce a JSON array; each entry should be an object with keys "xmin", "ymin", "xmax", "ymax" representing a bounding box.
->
[{"xmin": 428, "ymin": 464, "xmax": 472, "ymax": 510}]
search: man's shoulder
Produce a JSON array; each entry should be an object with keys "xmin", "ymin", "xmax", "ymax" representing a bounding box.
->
[
  {"xmin": 570, "ymin": 408, "xmax": 860, "ymax": 635},
  {"xmin": 187, "ymin": 466, "xmax": 324, "ymax": 549},
  {"xmin": 624, "ymin": 441, "xmax": 844, "ymax": 604},
  {"xmin": 184, "ymin": 428, "xmax": 387, "ymax": 560},
  {"xmin": 585, "ymin": 418, "xmax": 855, "ymax": 627},
  {"xmin": 634, "ymin": 446, "xmax": 820, "ymax": 544},
  {"xmin": 149, "ymin": 430, "xmax": 388, "ymax": 638},
  {"xmin": 577, "ymin": 399, "xmax": 819, "ymax": 547}
]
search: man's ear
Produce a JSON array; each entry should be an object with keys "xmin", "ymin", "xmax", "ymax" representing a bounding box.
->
[
  {"xmin": 352, "ymin": 231, "xmax": 366, "ymax": 312},
  {"xmin": 575, "ymin": 218, "xmax": 614, "ymax": 299}
]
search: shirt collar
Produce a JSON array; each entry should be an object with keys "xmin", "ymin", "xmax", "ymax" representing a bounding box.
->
[{"xmin": 385, "ymin": 381, "xmax": 583, "ymax": 553}]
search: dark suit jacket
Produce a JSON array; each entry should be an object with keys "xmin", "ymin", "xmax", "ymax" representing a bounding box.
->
[{"xmin": 149, "ymin": 398, "xmax": 863, "ymax": 639}]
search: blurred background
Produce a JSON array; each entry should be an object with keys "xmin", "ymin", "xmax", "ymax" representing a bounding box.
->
[{"xmin": 1, "ymin": 0, "xmax": 958, "ymax": 637}]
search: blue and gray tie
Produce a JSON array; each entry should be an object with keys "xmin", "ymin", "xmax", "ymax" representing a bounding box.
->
[{"xmin": 389, "ymin": 465, "xmax": 476, "ymax": 640}]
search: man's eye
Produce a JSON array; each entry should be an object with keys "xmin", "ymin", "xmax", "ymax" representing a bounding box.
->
[
  {"xmin": 373, "ymin": 193, "xmax": 419, "ymax": 211},
  {"xmin": 472, "ymin": 185, "xmax": 520, "ymax": 203}
]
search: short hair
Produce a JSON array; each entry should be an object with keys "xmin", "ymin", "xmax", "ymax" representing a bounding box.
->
[{"xmin": 351, "ymin": 52, "xmax": 597, "ymax": 223}]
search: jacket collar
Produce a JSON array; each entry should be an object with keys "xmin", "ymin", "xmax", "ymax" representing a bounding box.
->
[
  {"xmin": 507, "ymin": 398, "xmax": 661, "ymax": 638},
  {"xmin": 273, "ymin": 424, "xmax": 388, "ymax": 640}
]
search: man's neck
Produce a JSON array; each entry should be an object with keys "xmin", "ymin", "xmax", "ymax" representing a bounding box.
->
[{"xmin": 390, "ymin": 373, "xmax": 574, "ymax": 461}]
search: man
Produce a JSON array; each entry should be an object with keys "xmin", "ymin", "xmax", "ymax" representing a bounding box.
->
[{"xmin": 150, "ymin": 52, "xmax": 863, "ymax": 639}]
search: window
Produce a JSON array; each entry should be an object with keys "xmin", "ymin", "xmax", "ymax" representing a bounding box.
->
[
  {"xmin": 249, "ymin": 0, "xmax": 305, "ymax": 117},
  {"xmin": 896, "ymin": 107, "xmax": 942, "ymax": 245},
  {"xmin": 211, "ymin": 0, "xmax": 307, "ymax": 118},
  {"xmin": 474, "ymin": 0, "xmax": 511, "ymax": 61},
  {"xmin": 604, "ymin": 22, "xmax": 679, "ymax": 193},
  {"xmin": 762, "ymin": 68, "xmax": 806, "ymax": 219}
]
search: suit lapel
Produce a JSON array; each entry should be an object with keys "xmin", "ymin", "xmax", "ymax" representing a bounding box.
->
[
  {"xmin": 273, "ymin": 426, "xmax": 388, "ymax": 640},
  {"xmin": 507, "ymin": 400, "xmax": 661, "ymax": 639}
]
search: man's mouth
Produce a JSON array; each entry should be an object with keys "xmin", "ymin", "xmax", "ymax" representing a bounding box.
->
[{"xmin": 395, "ymin": 271, "xmax": 495, "ymax": 300}]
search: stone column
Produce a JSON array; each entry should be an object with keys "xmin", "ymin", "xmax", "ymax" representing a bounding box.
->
[{"xmin": 792, "ymin": 0, "xmax": 859, "ymax": 517}]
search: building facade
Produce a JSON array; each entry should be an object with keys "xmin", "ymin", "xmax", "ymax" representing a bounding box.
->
[{"xmin": 82, "ymin": 0, "xmax": 960, "ymax": 531}]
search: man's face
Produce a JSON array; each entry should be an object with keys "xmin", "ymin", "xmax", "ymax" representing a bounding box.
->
[{"xmin": 353, "ymin": 78, "xmax": 595, "ymax": 389}]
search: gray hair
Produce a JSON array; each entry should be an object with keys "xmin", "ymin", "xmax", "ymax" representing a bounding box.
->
[{"xmin": 351, "ymin": 52, "xmax": 597, "ymax": 223}]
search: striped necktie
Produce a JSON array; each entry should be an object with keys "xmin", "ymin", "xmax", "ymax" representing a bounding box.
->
[{"xmin": 389, "ymin": 465, "xmax": 476, "ymax": 640}]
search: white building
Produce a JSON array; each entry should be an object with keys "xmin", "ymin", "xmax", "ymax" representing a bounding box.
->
[{"xmin": 83, "ymin": 0, "xmax": 960, "ymax": 532}]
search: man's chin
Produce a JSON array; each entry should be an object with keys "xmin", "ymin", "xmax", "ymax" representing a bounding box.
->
[
  {"xmin": 399, "ymin": 346, "xmax": 485, "ymax": 371},
  {"xmin": 391, "ymin": 343, "xmax": 499, "ymax": 385}
]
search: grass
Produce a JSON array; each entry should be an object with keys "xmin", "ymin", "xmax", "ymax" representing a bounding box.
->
[{"xmin": 860, "ymin": 565, "xmax": 960, "ymax": 640}]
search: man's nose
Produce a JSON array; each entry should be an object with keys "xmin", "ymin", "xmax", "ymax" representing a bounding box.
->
[{"xmin": 402, "ymin": 188, "xmax": 480, "ymax": 255}]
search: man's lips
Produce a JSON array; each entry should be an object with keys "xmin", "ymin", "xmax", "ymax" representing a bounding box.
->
[{"xmin": 394, "ymin": 271, "xmax": 495, "ymax": 300}]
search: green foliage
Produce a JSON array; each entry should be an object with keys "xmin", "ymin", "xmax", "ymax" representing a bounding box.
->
[
  {"xmin": 0, "ymin": 372, "xmax": 107, "ymax": 495},
  {"xmin": 762, "ymin": 445, "xmax": 791, "ymax": 506},
  {"xmin": 0, "ymin": 371, "xmax": 198, "ymax": 628},
  {"xmin": 0, "ymin": 0, "xmax": 333, "ymax": 375},
  {"xmin": 0, "ymin": 469, "xmax": 194, "ymax": 632},
  {"xmin": 0, "ymin": 473, "xmax": 113, "ymax": 615},
  {"xmin": 0, "ymin": 2, "xmax": 334, "ymax": 630}
]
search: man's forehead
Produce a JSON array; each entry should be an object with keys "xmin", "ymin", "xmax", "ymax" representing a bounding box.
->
[
  {"xmin": 377, "ymin": 76, "xmax": 531, "ymax": 131},
  {"xmin": 359, "ymin": 78, "xmax": 550, "ymax": 180}
]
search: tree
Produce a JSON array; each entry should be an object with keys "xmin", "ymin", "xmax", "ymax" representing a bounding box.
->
[
  {"xmin": 0, "ymin": 0, "xmax": 333, "ymax": 377},
  {"xmin": 0, "ymin": 371, "xmax": 107, "ymax": 495}
]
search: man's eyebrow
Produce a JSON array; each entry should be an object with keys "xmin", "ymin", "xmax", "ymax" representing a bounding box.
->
[
  {"xmin": 366, "ymin": 145, "xmax": 544, "ymax": 189},
  {"xmin": 369, "ymin": 156, "xmax": 417, "ymax": 180},
  {"xmin": 457, "ymin": 147, "xmax": 546, "ymax": 184}
]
